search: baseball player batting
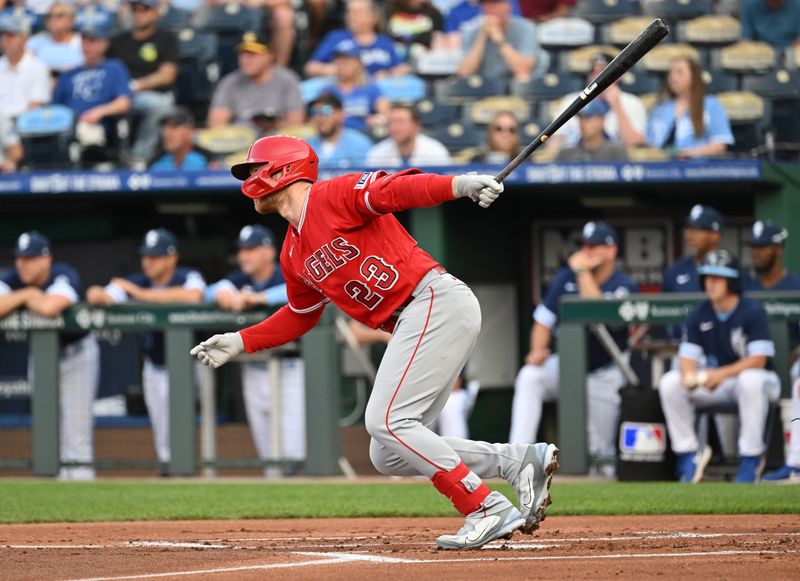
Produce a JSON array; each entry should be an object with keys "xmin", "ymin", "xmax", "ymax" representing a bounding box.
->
[{"xmin": 191, "ymin": 135, "xmax": 559, "ymax": 550}]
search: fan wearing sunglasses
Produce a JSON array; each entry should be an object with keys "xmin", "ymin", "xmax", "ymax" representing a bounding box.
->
[{"xmin": 471, "ymin": 111, "xmax": 522, "ymax": 164}]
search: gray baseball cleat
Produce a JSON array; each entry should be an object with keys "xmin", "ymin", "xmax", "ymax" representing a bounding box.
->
[
  {"xmin": 511, "ymin": 443, "xmax": 559, "ymax": 534},
  {"xmin": 436, "ymin": 491, "xmax": 525, "ymax": 550}
]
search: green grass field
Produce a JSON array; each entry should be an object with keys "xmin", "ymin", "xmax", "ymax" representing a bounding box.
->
[{"xmin": 1, "ymin": 481, "xmax": 797, "ymax": 524}]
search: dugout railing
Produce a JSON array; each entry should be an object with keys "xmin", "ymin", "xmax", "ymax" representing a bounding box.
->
[
  {"xmin": 2, "ymin": 304, "xmax": 342, "ymax": 477},
  {"xmin": 557, "ymin": 291, "xmax": 800, "ymax": 474}
]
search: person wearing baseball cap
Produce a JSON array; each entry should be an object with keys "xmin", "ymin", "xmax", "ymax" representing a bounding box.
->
[
  {"xmin": 1, "ymin": 231, "xmax": 100, "ymax": 480},
  {"xmin": 305, "ymin": 92, "xmax": 373, "ymax": 168},
  {"xmin": 510, "ymin": 220, "xmax": 639, "ymax": 477},
  {"xmin": 743, "ymin": 220, "xmax": 800, "ymax": 483},
  {"xmin": 662, "ymin": 204, "xmax": 724, "ymax": 293},
  {"xmin": 659, "ymin": 250, "xmax": 781, "ymax": 484},
  {"xmin": 150, "ymin": 106, "xmax": 208, "ymax": 171},
  {"xmin": 555, "ymin": 99, "xmax": 628, "ymax": 162},
  {"xmin": 207, "ymin": 29, "xmax": 303, "ymax": 131},
  {"xmin": 87, "ymin": 228, "xmax": 206, "ymax": 474},
  {"xmin": 0, "ymin": 11, "xmax": 51, "ymax": 118}
]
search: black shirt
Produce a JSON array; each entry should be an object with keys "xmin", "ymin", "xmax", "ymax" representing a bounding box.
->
[{"xmin": 107, "ymin": 29, "xmax": 178, "ymax": 91}]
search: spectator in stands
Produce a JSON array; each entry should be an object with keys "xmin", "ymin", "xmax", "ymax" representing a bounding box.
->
[
  {"xmin": 304, "ymin": 0, "xmax": 410, "ymax": 79},
  {"xmin": 508, "ymin": 221, "xmax": 638, "ymax": 477},
  {"xmin": 323, "ymin": 45, "xmax": 390, "ymax": 132},
  {"xmin": 52, "ymin": 19, "xmax": 131, "ymax": 160},
  {"xmin": 518, "ymin": 0, "xmax": 575, "ymax": 21},
  {"xmin": 444, "ymin": 0, "xmax": 522, "ymax": 37},
  {"xmin": 646, "ymin": 57, "xmax": 734, "ymax": 159},
  {"xmin": 470, "ymin": 110, "xmax": 521, "ymax": 164},
  {"xmin": 26, "ymin": 1, "xmax": 83, "ymax": 76},
  {"xmin": 662, "ymin": 205, "xmax": 723, "ymax": 293},
  {"xmin": 548, "ymin": 52, "xmax": 646, "ymax": 153},
  {"xmin": 0, "ymin": 114, "xmax": 22, "ymax": 172},
  {"xmin": 0, "ymin": 12, "xmax": 51, "ymax": 118},
  {"xmin": 659, "ymin": 250, "xmax": 780, "ymax": 484},
  {"xmin": 150, "ymin": 105, "xmax": 208, "ymax": 171},
  {"xmin": 743, "ymin": 219, "xmax": 800, "ymax": 482},
  {"xmin": 107, "ymin": 0, "xmax": 179, "ymax": 165},
  {"xmin": 385, "ymin": 0, "xmax": 446, "ymax": 59},
  {"xmin": 365, "ymin": 103, "xmax": 451, "ymax": 166},
  {"xmin": 0, "ymin": 231, "xmax": 99, "ymax": 481},
  {"xmin": 86, "ymin": 228, "xmax": 206, "ymax": 475},
  {"xmin": 305, "ymin": 92, "xmax": 373, "ymax": 168},
  {"xmin": 457, "ymin": 0, "xmax": 547, "ymax": 81},
  {"xmin": 206, "ymin": 225, "xmax": 305, "ymax": 477},
  {"xmin": 555, "ymin": 100, "xmax": 629, "ymax": 162},
  {"xmin": 208, "ymin": 29, "xmax": 304, "ymax": 131},
  {"xmin": 741, "ymin": 0, "xmax": 800, "ymax": 53}
]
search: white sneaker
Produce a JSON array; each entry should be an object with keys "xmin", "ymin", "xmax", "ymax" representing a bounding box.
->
[
  {"xmin": 511, "ymin": 443, "xmax": 559, "ymax": 534},
  {"xmin": 436, "ymin": 491, "xmax": 525, "ymax": 550}
]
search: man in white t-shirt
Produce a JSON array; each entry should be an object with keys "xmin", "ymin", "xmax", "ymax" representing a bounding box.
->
[
  {"xmin": 548, "ymin": 52, "xmax": 646, "ymax": 153},
  {"xmin": 0, "ymin": 12, "xmax": 51, "ymax": 118},
  {"xmin": 366, "ymin": 104, "xmax": 452, "ymax": 167}
]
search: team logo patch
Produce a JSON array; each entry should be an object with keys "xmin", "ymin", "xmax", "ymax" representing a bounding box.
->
[
  {"xmin": 354, "ymin": 172, "xmax": 373, "ymax": 190},
  {"xmin": 619, "ymin": 422, "xmax": 667, "ymax": 462}
]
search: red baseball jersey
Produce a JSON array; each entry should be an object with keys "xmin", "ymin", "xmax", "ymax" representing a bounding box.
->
[{"xmin": 239, "ymin": 169, "xmax": 455, "ymax": 353}]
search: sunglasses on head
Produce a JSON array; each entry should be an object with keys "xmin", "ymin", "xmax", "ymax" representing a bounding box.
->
[
  {"xmin": 311, "ymin": 104, "xmax": 336, "ymax": 116},
  {"xmin": 492, "ymin": 124, "xmax": 517, "ymax": 133}
]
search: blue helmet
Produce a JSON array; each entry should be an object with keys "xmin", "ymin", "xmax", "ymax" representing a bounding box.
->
[{"xmin": 697, "ymin": 250, "xmax": 742, "ymax": 295}]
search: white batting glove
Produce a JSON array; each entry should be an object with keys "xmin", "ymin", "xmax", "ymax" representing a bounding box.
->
[
  {"xmin": 454, "ymin": 174, "xmax": 504, "ymax": 208},
  {"xmin": 190, "ymin": 332, "xmax": 244, "ymax": 368}
]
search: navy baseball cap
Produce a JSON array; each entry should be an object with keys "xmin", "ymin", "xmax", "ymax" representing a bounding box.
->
[
  {"xmin": 581, "ymin": 221, "xmax": 618, "ymax": 246},
  {"xmin": 697, "ymin": 249, "xmax": 741, "ymax": 279},
  {"xmin": 579, "ymin": 99, "xmax": 610, "ymax": 118},
  {"xmin": 128, "ymin": 0, "xmax": 160, "ymax": 8},
  {"xmin": 685, "ymin": 204, "xmax": 723, "ymax": 232},
  {"xmin": 0, "ymin": 12, "xmax": 32, "ymax": 36},
  {"xmin": 14, "ymin": 231, "xmax": 51, "ymax": 257},
  {"xmin": 139, "ymin": 228, "xmax": 178, "ymax": 256},
  {"xmin": 747, "ymin": 219, "xmax": 788, "ymax": 246},
  {"xmin": 333, "ymin": 42, "xmax": 361, "ymax": 59},
  {"xmin": 237, "ymin": 224, "xmax": 274, "ymax": 248}
]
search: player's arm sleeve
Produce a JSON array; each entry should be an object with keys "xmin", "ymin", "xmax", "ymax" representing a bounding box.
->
[
  {"xmin": 533, "ymin": 270, "xmax": 569, "ymax": 329},
  {"xmin": 45, "ymin": 273, "xmax": 79, "ymax": 304},
  {"xmin": 205, "ymin": 279, "xmax": 237, "ymax": 302},
  {"xmin": 183, "ymin": 270, "xmax": 207, "ymax": 292},
  {"xmin": 746, "ymin": 305, "xmax": 775, "ymax": 357},
  {"xmin": 104, "ymin": 273, "xmax": 143, "ymax": 303},
  {"xmin": 239, "ymin": 304, "xmax": 323, "ymax": 353},
  {"xmin": 678, "ymin": 310, "xmax": 703, "ymax": 360},
  {"xmin": 264, "ymin": 283, "xmax": 288, "ymax": 305},
  {"xmin": 357, "ymin": 170, "xmax": 454, "ymax": 217}
]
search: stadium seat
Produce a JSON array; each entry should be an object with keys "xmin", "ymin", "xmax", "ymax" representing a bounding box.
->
[
  {"xmin": 626, "ymin": 145, "xmax": 669, "ymax": 161},
  {"xmin": 702, "ymin": 70, "xmax": 739, "ymax": 93},
  {"xmin": 604, "ymin": 16, "xmax": 657, "ymax": 47},
  {"xmin": 200, "ymin": 3, "xmax": 264, "ymax": 77},
  {"xmin": 618, "ymin": 70, "xmax": 663, "ymax": 95},
  {"xmin": 375, "ymin": 74, "xmax": 427, "ymax": 104},
  {"xmin": 572, "ymin": 0, "xmax": 640, "ymax": 24},
  {"xmin": 511, "ymin": 73, "xmax": 586, "ymax": 101},
  {"xmin": 299, "ymin": 76, "xmax": 336, "ymax": 104},
  {"xmin": 716, "ymin": 90, "xmax": 771, "ymax": 153},
  {"xmin": 564, "ymin": 44, "xmax": 618, "ymax": 75},
  {"xmin": 742, "ymin": 69, "xmax": 800, "ymax": 143},
  {"xmin": 436, "ymin": 75, "xmax": 507, "ymax": 104},
  {"xmin": 428, "ymin": 121, "xmax": 483, "ymax": 151},
  {"xmin": 414, "ymin": 99, "xmax": 460, "ymax": 128},
  {"xmin": 715, "ymin": 41, "xmax": 776, "ymax": 73},
  {"xmin": 176, "ymin": 29, "xmax": 220, "ymax": 114},
  {"xmin": 196, "ymin": 125, "xmax": 257, "ymax": 164},
  {"xmin": 158, "ymin": 6, "xmax": 191, "ymax": 31},
  {"xmin": 411, "ymin": 47, "xmax": 462, "ymax": 77},
  {"xmin": 16, "ymin": 105, "xmax": 76, "ymax": 170},
  {"xmin": 465, "ymin": 96, "xmax": 529, "ymax": 126},
  {"xmin": 642, "ymin": 43, "xmax": 701, "ymax": 73},
  {"xmin": 677, "ymin": 15, "xmax": 741, "ymax": 47},
  {"xmin": 536, "ymin": 17, "xmax": 595, "ymax": 50},
  {"xmin": 642, "ymin": 0, "xmax": 713, "ymax": 22}
]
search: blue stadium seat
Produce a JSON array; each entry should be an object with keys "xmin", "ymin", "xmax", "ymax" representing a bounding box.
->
[
  {"xmin": 200, "ymin": 3, "xmax": 264, "ymax": 77},
  {"xmin": 300, "ymin": 76, "xmax": 336, "ymax": 104},
  {"xmin": 511, "ymin": 74, "xmax": 585, "ymax": 101},
  {"xmin": 573, "ymin": 0, "xmax": 640, "ymax": 24},
  {"xmin": 376, "ymin": 74, "xmax": 427, "ymax": 104},
  {"xmin": 414, "ymin": 99, "xmax": 460, "ymax": 128},
  {"xmin": 618, "ymin": 71, "xmax": 663, "ymax": 95},
  {"xmin": 742, "ymin": 69, "xmax": 800, "ymax": 144},
  {"xmin": 436, "ymin": 76, "xmax": 508, "ymax": 104},
  {"xmin": 176, "ymin": 29, "xmax": 220, "ymax": 114},
  {"xmin": 642, "ymin": 0, "xmax": 713, "ymax": 22},
  {"xmin": 702, "ymin": 70, "xmax": 739, "ymax": 93},
  {"xmin": 428, "ymin": 121, "xmax": 483, "ymax": 151},
  {"xmin": 16, "ymin": 105, "xmax": 76, "ymax": 170},
  {"xmin": 158, "ymin": 6, "xmax": 191, "ymax": 32}
]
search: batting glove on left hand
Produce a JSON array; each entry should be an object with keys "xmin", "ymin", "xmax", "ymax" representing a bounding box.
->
[
  {"xmin": 454, "ymin": 174, "xmax": 504, "ymax": 208},
  {"xmin": 190, "ymin": 332, "xmax": 244, "ymax": 368}
]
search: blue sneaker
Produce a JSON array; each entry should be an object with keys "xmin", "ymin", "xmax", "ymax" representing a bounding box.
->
[
  {"xmin": 675, "ymin": 446, "xmax": 711, "ymax": 483},
  {"xmin": 762, "ymin": 464, "xmax": 800, "ymax": 482},
  {"xmin": 734, "ymin": 455, "xmax": 765, "ymax": 483}
]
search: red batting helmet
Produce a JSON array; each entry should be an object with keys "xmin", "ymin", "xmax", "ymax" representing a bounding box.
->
[{"xmin": 232, "ymin": 135, "xmax": 319, "ymax": 199}]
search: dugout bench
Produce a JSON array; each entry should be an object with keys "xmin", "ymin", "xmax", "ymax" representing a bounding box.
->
[{"xmin": 557, "ymin": 291, "xmax": 800, "ymax": 474}]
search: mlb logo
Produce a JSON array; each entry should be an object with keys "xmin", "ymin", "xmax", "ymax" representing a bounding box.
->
[{"xmin": 619, "ymin": 422, "xmax": 667, "ymax": 461}]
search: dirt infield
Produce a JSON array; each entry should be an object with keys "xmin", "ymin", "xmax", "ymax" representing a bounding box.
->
[{"xmin": 2, "ymin": 514, "xmax": 798, "ymax": 580}]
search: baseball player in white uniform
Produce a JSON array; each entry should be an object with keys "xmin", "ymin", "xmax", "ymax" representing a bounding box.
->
[
  {"xmin": 206, "ymin": 225, "xmax": 305, "ymax": 475},
  {"xmin": 0, "ymin": 232, "xmax": 99, "ymax": 480}
]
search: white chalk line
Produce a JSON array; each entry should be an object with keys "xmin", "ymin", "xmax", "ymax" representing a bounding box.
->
[{"xmin": 59, "ymin": 548, "xmax": 800, "ymax": 581}]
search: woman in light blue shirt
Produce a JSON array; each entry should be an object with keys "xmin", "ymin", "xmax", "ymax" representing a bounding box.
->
[{"xmin": 646, "ymin": 57, "xmax": 734, "ymax": 159}]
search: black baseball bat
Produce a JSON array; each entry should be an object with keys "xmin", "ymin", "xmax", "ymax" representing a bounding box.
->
[{"xmin": 495, "ymin": 18, "xmax": 670, "ymax": 183}]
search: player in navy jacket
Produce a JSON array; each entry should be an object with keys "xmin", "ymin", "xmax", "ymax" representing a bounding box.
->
[
  {"xmin": 662, "ymin": 205, "xmax": 723, "ymax": 293},
  {"xmin": 659, "ymin": 250, "xmax": 781, "ymax": 484},
  {"xmin": 86, "ymin": 228, "xmax": 206, "ymax": 471},
  {"xmin": 744, "ymin": 220, "xmax": 800, "ymax": 482}
]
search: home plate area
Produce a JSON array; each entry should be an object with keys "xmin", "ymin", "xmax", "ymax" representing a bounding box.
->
[{"xmin": 2, "ymin": 515, "xmax": 798, "ymax": 580}]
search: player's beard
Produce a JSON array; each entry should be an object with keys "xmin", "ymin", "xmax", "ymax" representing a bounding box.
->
[
  {"xmin": 253, "ymin": 190, "xmax": 285, "ymax": 215},
  {"xmin": 753, "ymin": 249, "xmax": 777, "ymax": 276}
]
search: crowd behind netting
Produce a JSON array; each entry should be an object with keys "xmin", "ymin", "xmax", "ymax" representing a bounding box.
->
[{"xmin": 0, "ymin": 0, "xmax": 797, "ymax": 173}]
